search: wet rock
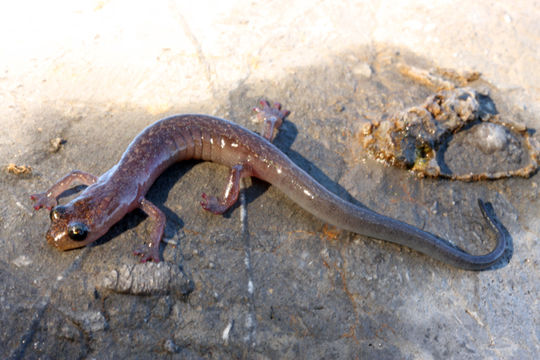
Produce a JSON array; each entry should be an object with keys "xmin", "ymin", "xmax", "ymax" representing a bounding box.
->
[{"xmin": 471, "ymin": 122, "xmax": 512, "ymax": 154}]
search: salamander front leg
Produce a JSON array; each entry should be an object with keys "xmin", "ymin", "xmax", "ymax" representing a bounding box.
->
[
  {"xmin": 254, "ymin": 99, "xmax": 290, "ymax": 141},
  {"xmin": 201, "ymin": 164, "xmax": 253, "ymax": 214},
  {"xmin": 134, "ymin": 197, "xmax": 166, "ymax": 263},
  {"xmin": 30, "ymin": 170, "xmax": 98, "ymax": 211}
]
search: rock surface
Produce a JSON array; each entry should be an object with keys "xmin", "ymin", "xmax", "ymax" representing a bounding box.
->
[{"xmin": 1, "ymin": 1, "xmax": 538, "ymax": 359}]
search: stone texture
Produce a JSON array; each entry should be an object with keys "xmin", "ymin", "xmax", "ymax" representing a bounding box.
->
[{"xmin": 1, "ymin": 1, "xmax": 538, "ymax": 359}]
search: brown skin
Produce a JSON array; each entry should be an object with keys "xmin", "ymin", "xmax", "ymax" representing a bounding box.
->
[{"xmin": 31, "ymin": 100, "xmax": 508, "ymax": 270}]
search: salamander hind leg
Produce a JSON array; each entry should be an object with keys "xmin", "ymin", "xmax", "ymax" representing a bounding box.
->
[
  {"xmin": 201, "ymin": 164, "xmax": 252, "ymax": 214},
  {"xmin": 253, "ymin": 99, "xmax": 290, "ymax": 141}
]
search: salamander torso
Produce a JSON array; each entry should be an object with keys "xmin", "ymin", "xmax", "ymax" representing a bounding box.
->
[{"xmin": 31, "ymin": 101, "xmax": 507, "ymax": 270}]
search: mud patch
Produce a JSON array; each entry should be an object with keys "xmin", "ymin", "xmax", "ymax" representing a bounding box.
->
[{"xmin": 360, "ymin": 87, "xmax": 538, "ymax": 180}]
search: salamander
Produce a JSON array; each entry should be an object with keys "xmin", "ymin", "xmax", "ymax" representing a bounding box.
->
[{"xmin": 30, "ymin": 100, "xmax": 508, "ymax": 270}]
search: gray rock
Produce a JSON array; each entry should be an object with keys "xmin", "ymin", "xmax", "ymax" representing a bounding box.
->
[{"xmin": 1, "ymin": 2, "xmax": 538, "ymax": 359}]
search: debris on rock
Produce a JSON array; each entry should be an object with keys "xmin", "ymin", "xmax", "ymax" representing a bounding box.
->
[
  {"xmin": 359, "ymin": 87, "xmax": 538, "ymax": 180},
  {"xmin": 5, "ymin": 163, "xmax": 32, "ymax": 176},
  {"xmin": 98, "ymin": 262, "xmax": 195, "ymax": 298},
  {"xmin": 49, "ymin": 137, "xmax": 67, "ymax": 153},
  {"xmin": 397, "ymin": 63, "xmax": 481, "ymax": 90}
]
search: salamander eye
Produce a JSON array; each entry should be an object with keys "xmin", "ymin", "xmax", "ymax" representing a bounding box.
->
[
  {"xmin": 68, "ymin": 222, "xmax": 88, "ymax": 241},
  {"xmin": 50, "ymin": 206, "xmax": 66, "ymax": 221}
]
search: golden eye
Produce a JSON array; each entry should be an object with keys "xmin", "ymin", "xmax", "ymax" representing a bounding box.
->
[{"xmin": 67, "ymin": 222, "xmax": 88, "ymax": 241}]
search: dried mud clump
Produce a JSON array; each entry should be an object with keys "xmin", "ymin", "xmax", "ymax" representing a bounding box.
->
[
  {"xmin": 360, "ymin": 87, "xmax": 538, "ymax": 180},
  {"xmin": 5, "ymin": 163, "xmax": 33, "ymax": 176}
]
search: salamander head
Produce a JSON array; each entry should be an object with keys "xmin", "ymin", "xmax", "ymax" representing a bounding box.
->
[{"xmin": 46, "ymin": 203, "xmax": 101, "ymax": 250}]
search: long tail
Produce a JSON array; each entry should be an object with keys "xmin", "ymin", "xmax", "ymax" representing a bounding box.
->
[{"xmin": 269, "ymin": 158, "xmax": 508, "ymax": 270}]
